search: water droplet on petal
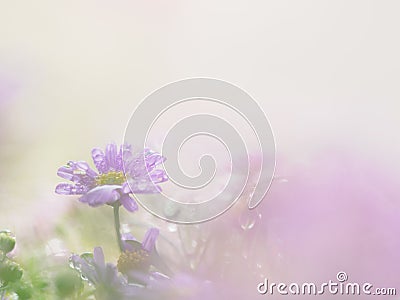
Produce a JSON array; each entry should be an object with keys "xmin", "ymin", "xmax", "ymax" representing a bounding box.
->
[
  {"xmin": 163, "ymin": 202, "xmax": 179, "ymax": 218},
  {"xmin": 179, "ymin": 226, "xmax": 201, "ymax": 256},
  {"xmin": 189, "ymin": 260, "xmax": 198, "ymax": 270},
  {"xmin": 167, "ymin": 223, "xmax": 177, "ymax": 232},
  {"xmin": 69, "ymin": 259, "xmax": 79, "ymax": 270},
  {"xmin": 80, "ymin": 274, "xmax": 88, "ymax": 281},
  {"xmin": 239, "ymin": 210, "xmax": 256, "ymax": 230},
  {"xmin": 276, "ymin": 177, "xmax": 288, "ymax": 183}
]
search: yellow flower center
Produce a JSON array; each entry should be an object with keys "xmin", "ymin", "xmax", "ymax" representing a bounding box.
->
[
  {"xmin": 95, "ymin": 171, "xmax": 126, "ymax": 186},
  {"xmin": 117, "ymin": 249, "xmax": 150, "ymax": 275}
]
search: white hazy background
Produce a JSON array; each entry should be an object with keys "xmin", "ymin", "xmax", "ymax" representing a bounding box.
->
[{"xmin": 0, "ymin": 1, "xmax": 399, "ymax": 298}]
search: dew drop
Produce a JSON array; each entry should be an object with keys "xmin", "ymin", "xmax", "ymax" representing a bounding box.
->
[
  {"xmin": 190, "ymin": 260, "xmax": 196, "ymax": 270},
  {"xmin": 163, "ymin": 202, "xmax": 179, "ymax": 218},
  {"xmin": 80, "ymin": 274, "xmax": 88, "ymax": 281},
  {"xmin": 239, "ymin": 211, "xmax": 256, "ymax": 230},
  {"xmin": 167, "ymin": 223, "xmax": 177, "ymax": 232},
  {"xmin": 69, "ymin": 259, "xmax": 79, "ymax": 270}
]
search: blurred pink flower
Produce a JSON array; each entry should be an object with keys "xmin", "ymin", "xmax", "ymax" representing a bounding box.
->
[{"xmin": 165, "ymin": 148, "xmax": 400, "ymax": 299}]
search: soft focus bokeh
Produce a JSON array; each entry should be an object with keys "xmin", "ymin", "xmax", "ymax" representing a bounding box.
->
[{"xmin": 1, "ymin": 1, "xmax": 400, "ymax": 299}]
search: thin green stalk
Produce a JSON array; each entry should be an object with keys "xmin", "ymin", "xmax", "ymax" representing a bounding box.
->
[{"xmin": 113, "ymin": 204, "xmax": 124, "ymax": 252}]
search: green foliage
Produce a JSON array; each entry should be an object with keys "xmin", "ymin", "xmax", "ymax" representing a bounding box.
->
[
  {"xmin": 0, "ymin": 260, "xmax": 23, "ymax": 283},
  {"xmin": 0, "ymin": 230, "xmax": 90, "ymax": 300},
  {"xmin": 54, "ymin": 268, "xmax": 83, "ymax": 298},
  {"xmin": 14, "ymin": 282, "xmax": 33, "ymax": 300}
]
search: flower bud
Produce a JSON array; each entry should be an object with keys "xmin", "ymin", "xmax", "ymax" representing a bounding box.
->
[{"xmin": 0, "ymin": 231, "xmax": 16, "ymax": 254}]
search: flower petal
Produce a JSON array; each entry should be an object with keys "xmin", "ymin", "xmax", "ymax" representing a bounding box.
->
[
  {"xmin": 120, "ymin": 194, "xmax": 138, "ymax": 212},
  {"xmin": 75, "ymin": 161, "xmax": 98, "ymax": 178},
  {"xmin": 92, "ymin": 148, "xmax": 108, "ymax": 174},
  {"xmin": 93, "ymin": 247, "xmax": 105, "ymax": 269},
  {"xmin": 142, "ymin": 228, "xmax": 159, "ymax": 252},
  {"xmin": 122, "ymin": 182, "xmax": 132, "ymax": 194},
  {"xmin": 57, "ymin": 166, "xmax": 75, "ymax": 181},
  {"xmin": 150, "ymin": 169, "xmax": 168, "ymax": 183},
  {"xmin": 79, "ymin": 185, "xmax": 121, "ymax": 207},
  {"xmin": 57, "ymin": 161, "xmax": 97, "ymax": 185},
  {"xmin": 116, "ymin": 144, "xmax": 132, "ymax": 171},
  {"xmin": 121, "ymin": 233, "xmax": 140, "ymax": 252},
  {"xmin": 105, "ymin": 143, "xmax": 118, "ymax": 171},
  {"xmin": 70, "ymin": 254, "xmax": 98, "ymax": 284},
  {"xmin": 145, "ymin": 152, "xmax": 165, "ymax": 171},
  {"xmin": 55, "ymin": 183, "xmax": 88, "ymax": 195}
]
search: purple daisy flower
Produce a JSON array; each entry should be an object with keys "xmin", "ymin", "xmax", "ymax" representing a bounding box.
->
[
  {"xmin": 70, "ymin": 235, "xmax": 208, "ymax": 300},
  {"xmin": 70, "ymin": 247, "xmax": 145, "ymax": 300},
  {"xmin": 118, "ymin": 228, "xmax": 159, "ymax": 275},
  {"xmin": 55, "ymin": 143, "xmax": 168, "ymax": 212},
  {"xmin": 119, "ymin": 228, "xmax": 172, "ymax": 280},
  {"xmin": 70, "ymin": 246, "xmax": 181, "ymax": 300}
]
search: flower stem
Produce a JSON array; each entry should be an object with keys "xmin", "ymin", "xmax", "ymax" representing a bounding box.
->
[{"xmin": 113, "ymin": 205, "xmax": 124, "ymax": 252}]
